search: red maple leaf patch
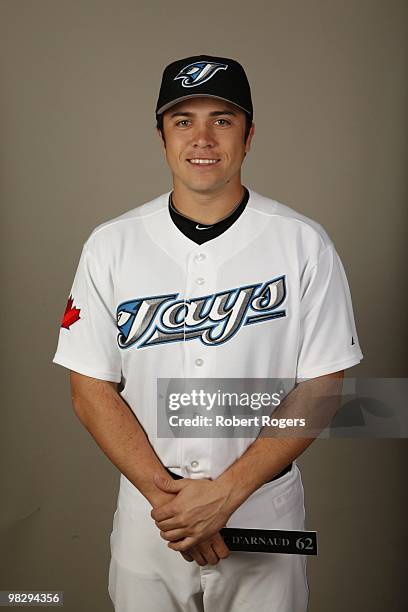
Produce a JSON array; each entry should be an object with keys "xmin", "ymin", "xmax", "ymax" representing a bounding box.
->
[{"xmin": 61, "ymin": 295, "xmax": 81, "ymax": 329}]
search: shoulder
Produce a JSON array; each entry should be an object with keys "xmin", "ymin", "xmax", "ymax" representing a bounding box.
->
[
  {"xmin": 248, "ymin": 188, "xmax": 334, "ymax": 253},
  {"xmin": 83, "ymin": 191, "xmax": 170, "ymax": 253}
]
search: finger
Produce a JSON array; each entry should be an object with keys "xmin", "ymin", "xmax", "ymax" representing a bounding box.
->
[
  {"xmin": 160, "ymin": 528, "xmax": 189, "ymax": 542},
  {"xmin": 168, "ymin": 536, "xmax": 196, "ymax": 552},
  {"xmin": 150, "ymin": 507, "xmax": 174, "ymax": 522},
  {"xmin": 197, "ymin": 542, "xmax": 219, "ymax": 566},
  {"xmin": 188, "ymin": 549, "xmax": 207, "ymax": 567},
  {"xmin": 181, "ymin": 552, "xmax": 194, "ymax": 562},
  {"xmin": 156, "ymin": 518, "xmax": 182, "ymax": 531},
  {"xmin": 210, "ymin": 534, "xmax": 230, "ymax": 560}
]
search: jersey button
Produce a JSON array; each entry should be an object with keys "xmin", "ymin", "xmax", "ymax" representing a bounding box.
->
[
  {"xmin": 195, "ymin": 358, "xmax": 204, "ymax": 366},
  {"xmin": 194, "ymin": 253, "xmax": 206, "ymax": 263},
  {"xmin": 196, "ymin": 277, "xmax": 205, "ymax": 285},
  {"xmin": 190, "ymin": 461, "xmax": 199, "ymax": 469}
]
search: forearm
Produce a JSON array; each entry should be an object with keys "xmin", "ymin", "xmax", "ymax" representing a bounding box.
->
[
  {"xmin": 216, "ymin": 372, "xmax": 344, "ymax": 515},
  {"xmin": 70, "ymin": 374, "xmax": 172, "ymax": 507},
  {"xmin": 217, "ymin": 436, "xmax": 314, "ymax": 514}
]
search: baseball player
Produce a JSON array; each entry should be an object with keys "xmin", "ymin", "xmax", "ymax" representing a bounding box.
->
[{"xmin": 52, "ymin": 54, "xmax": 363, "ymax": 611}]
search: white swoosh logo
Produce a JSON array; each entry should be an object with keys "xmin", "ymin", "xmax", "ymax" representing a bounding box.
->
[{"xmin": 196, "ymin": 224, "xmax": 214, "ymax": 230}]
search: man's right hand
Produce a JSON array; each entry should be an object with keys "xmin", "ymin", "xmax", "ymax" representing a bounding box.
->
[{"xmin": 151, "ymin": 490, "xmax": 230, "ymax": 566}]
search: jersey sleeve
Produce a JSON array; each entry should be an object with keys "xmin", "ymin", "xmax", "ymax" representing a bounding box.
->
[
  {"xmin": 52, "ymin": 240, "xmax": 122, "ymax": 382},
  {"xmin": 296, "ymin": 244, "xmax": 363, "ymax": 381}
]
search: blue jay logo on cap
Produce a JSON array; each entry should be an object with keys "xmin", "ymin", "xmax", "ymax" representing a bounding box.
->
[{"xmin": 174, "ymin": 61, "xmax": 228, "ymax": 88}]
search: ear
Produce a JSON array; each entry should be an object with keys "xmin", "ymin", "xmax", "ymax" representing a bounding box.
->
[
  {"xmin": 245, "ymin": 122, "xmax": 255, "ymax": 154},
  {"xmin": 156, "ymin": 127, "xmax": 166, "ymax": 150}
]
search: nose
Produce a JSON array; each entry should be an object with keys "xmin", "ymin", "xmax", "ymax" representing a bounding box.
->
[{"xmin": 192, "ymin": 122, "xmax": 216, "ymax": 148}]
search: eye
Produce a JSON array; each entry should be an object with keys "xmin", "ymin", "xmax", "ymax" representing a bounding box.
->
[
  {"xmin": 175, "ymin": 119, "xmax": 190, "ymax": 127},
  {"xmin": 215, "ymin": 118, "xmax": 231, "ymax": 126}
]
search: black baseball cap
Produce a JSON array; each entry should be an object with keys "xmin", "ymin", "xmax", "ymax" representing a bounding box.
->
[{"xmin": 155, "ymin": 54, "xmax": 253, "ymax": 120}]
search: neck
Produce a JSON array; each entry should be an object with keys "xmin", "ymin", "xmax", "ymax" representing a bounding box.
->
[{"xmin": 171, "ymin": 179, "xmax": 245, "ymax": 225}]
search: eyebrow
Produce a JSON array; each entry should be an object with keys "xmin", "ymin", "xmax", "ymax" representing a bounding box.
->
[{"xmin": 169, "ymin": 110, "xmax": 238, "ymax": 119}]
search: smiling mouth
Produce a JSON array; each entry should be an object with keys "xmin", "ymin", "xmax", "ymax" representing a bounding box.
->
[{"xmin": 187, "ymin": 158, "xmax": 220, "ymax": 165}]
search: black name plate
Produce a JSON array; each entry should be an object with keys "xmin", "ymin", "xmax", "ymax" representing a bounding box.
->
[{"xmin": 220, "ymin": 528, "xmax": 318, "ymax": 555}]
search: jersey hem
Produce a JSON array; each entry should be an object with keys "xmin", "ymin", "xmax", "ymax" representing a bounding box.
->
[{"xmin": 52, "ymin": 354, "xmax": 122, "ymax": 383}]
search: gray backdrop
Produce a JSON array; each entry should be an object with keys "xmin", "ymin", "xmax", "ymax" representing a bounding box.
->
[{"xmin": 1, "ymin": 1, "xmax": 407, "ymax": 611}]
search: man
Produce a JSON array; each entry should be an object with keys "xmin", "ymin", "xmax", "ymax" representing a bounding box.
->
[{"xmin": 52, "ymin": 55, "xmax": 363, "ymax": 611}]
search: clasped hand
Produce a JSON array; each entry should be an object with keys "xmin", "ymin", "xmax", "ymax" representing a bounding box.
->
[{"xmin": 150, "ymin": 473, "xmax": 232, "ymax": 565}]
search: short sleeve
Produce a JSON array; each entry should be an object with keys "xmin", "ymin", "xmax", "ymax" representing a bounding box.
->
[
  {"xmin": 296, "ymin": 244, "xmax": 363, "ymax": 380},
  {"xmin": 52, "ymin": 241, "xmax": 122, "ymax": 382}
]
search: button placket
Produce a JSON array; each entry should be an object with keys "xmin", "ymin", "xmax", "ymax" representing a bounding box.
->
[
  {"xmin": 180, "ymin": 249, "xmax": 216, "ymax": 477},
  {"xmin": 191, "ymin": 250, "xmax": 209, "ymax": 291}
]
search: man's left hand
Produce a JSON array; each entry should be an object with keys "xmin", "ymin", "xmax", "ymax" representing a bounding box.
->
[{"xmin": 150, "ymin": 473, "xmax": 233, "ymax": 552}]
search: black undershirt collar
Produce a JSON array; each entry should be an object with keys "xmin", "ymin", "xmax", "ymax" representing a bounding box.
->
[{"xmin": 168, "ymin": 186, "xmax": 250, "ymax": 245}]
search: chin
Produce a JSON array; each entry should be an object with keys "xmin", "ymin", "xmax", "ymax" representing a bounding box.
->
[
  {"xmin": 189, "ymin": 182, "xmax": 222, "ymax": 194},
  {"xmin": 180, "ymin": 176, "xmax": 221, "ymax": 193}
]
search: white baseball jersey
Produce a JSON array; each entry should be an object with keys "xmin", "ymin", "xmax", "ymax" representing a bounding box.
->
[{"xmin": 52, "ymin": 188, "xmax": 363, "ymax": 480}]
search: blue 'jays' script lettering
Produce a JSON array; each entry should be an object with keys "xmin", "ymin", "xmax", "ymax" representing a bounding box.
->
[{"xmin": 116, "ymin": 276, "xmax": 287, "ymax": 349}]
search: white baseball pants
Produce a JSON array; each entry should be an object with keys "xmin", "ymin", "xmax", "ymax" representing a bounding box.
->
[{"xmin": 108, "ymin": 463, "xmax": 309, "ymax": 611}]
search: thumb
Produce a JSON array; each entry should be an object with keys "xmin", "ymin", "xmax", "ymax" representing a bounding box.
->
[{"xmin": 153, "ymin": 473, "xmax": 184, "ymax": 492}]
